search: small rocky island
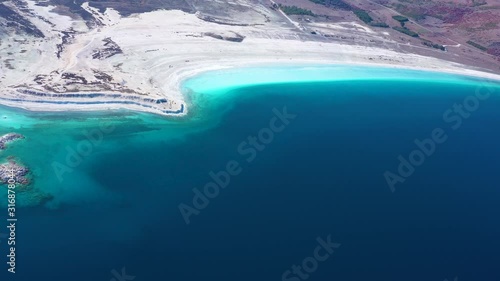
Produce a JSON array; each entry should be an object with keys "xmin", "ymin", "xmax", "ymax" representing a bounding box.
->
[
  {"xmin": 0, "ymin": 133, "xmax": 54, "ymax": 207},
  {"xmin": 0, "ymin": 133, "xmax": 24, "ymax": 150},
  {"xmin": 0, "ymin": 158, "xmax": 30, "ymax": 185},
  {"xmin": 0, "ymin": 157, "xmax": 54, "ymax": 207}
]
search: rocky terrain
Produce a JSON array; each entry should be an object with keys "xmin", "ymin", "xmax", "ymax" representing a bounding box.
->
[
  {"xmin": 0, "ymin": 134, "xmax": 54, "ymax": 206},
  {"xmin": 273, "ymin": 0, "xmax": 500, "ymax": 70},
  {"xmin": 0, "ymin": 158, "xmax": 29, "ymax": 185},
  {"xmin": 0, "ymin": 133, "xmax": 28, "ymax": 186},
  {"xmin": 0, "ymin": 0, "xmax": 499, "ymax": 116},
  {"xmin": 0, "ymin": 133, "xmax": 24, "ymax": 150}
]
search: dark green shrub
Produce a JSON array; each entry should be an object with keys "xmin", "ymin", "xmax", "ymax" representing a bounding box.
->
[
  {"xmin": 370, "ymin": 22, "xmax": 389, "ymax": 28},
  {"xmin": 279, "ymin": 5, "xmax": 316, "ymax": 16},
  {"xmin": 466, "ymin": 40, "xmax": 488, "ymax": 51},
  {"xmin": 422, "ymin": 40, "xmax": 446, "ymax": 51},
  {"xmin": 392, "ymin": 15, "xmax": 409, "ymax": 22},
  {"xmin": 353, "ymin": 9, "xmax": 373, "ymax": 24},
  {"xmin": 393, "ymin": 26, "xmax": 419, "ymax": 37}
]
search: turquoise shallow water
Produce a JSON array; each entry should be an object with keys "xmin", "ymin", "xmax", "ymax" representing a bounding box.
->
[{"xmin": 1, "ymin": 65, "xmax": 500, "ymax": 281}]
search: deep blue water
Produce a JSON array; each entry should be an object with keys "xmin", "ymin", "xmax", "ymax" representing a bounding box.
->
[{"xmin": 2, "ymin": 77, "xmax": 500, "ymax": 281}]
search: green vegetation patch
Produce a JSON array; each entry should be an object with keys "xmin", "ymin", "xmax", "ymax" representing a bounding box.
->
[
  {"xmin": 309, "ymin": 0, "xmax": 326, "ymax": 4},
  {"xmin": 370, "ymin": 22, "xmax": 389, "ymax": 28},
  {"xmin": 392, "ymin": 15, "xmax": 409, "ymax": 22},
  {"xmin": 309, "ymin": 0, "xmax": 352, "ymax": 10},
  {"xmin": 307, "ymin": 1, "xmax": 380, "ymax": 25},
  {"xmin": 467, "ymin": 40, "xmax": 488, "ymax": 51},
  {"xmin": 472, "ymin": 0, "xmax": 487, "ymax": 7},
  {"xmin": 279, "ymin": 4, "xmax": 316, "ymax": 16},
  {"xmin": 422, "ymin": 40, "xmax": 446, "ymax": 51},
  {"xmin": 393, "ymin": 26, "xmax": 419, "ymax": 37},
  {"xmin": 392, "ymin": 3, "xmax": 426, "ymax": 21},
  {"xmin": 353, "ymin": 9, "xmax": 373, "ymax": 24}
]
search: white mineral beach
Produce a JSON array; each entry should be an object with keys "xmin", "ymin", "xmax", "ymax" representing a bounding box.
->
[{"xmin": 1, "ymin": 2, "xmax": 500, "ymax": 116}]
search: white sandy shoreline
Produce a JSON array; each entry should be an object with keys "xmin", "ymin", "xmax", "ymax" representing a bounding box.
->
[
  {"xmin": 3, "ymin": 58, "xmax": 500, "ymax": 118},
  {"xmin": 2, "ymin": 7, "xmax": 500, "ymax": 117},
  {"xmin": 176, "ymin": 60, "xmax": 500, "ymax": 92}
]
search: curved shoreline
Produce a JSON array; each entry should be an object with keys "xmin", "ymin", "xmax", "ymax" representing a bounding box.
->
[
  {"xmin": 180, "ymin": 63, "xmax": 500, "ymax": 94},
  {"xmin": 3, "ymin": 7, "xmax": 500, "ymax": 118},
  {"xmin": 2, "ymin": 61, "xmax": 500, "ymax": 117},
  {"xmin": 1, "ymin": 87, "xmax": 185, "ymax": 116}
]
